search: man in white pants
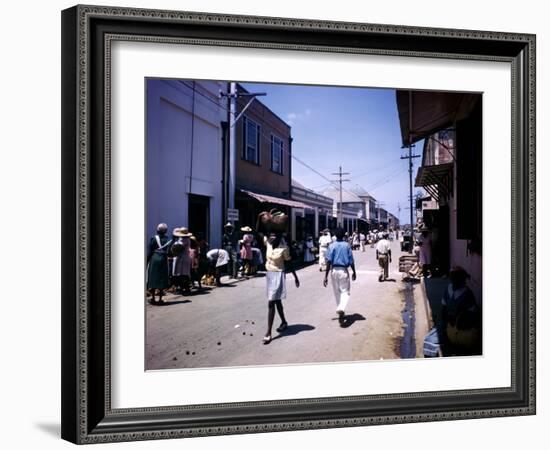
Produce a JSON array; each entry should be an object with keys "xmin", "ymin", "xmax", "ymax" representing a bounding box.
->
[
  {"xmin": 318, "ymin": 229, "xmax": 332, "ymax": 272},
  {"xmin": 323, "ymin": 227, "xmax": 357, "ymax": 326}
]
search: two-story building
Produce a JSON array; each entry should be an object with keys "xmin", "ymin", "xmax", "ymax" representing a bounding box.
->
[{"xmin": 232, "ymin": 84, "xmax": 307, "ymax": 231}]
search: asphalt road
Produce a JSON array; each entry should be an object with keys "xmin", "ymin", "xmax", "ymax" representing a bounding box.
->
[{"xmin": 146, "ymin": 240, "xmax": 415, "ymax": 370}]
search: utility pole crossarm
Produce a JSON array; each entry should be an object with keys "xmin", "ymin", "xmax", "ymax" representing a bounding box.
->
[{"xmin": 331, "ymin": 166, "xmax": 350, "ymax": 228}]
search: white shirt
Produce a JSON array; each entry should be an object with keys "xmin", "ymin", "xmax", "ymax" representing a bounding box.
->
[
  {"xmin": 319, "ymin": 234, "xmax": 332, "ymax": 248},
  {"xmin": 376, "ymin": 239, "xmax": 391, "ymax": 254}
]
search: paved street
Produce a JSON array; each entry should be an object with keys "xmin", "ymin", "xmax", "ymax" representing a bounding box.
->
[{"xmin": 146, "ymin": 240, "xmax": 419, "ymax": 370}]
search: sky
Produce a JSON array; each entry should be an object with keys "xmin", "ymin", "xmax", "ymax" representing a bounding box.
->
[{"xmin": 241, "ymin": 81, "xmax": 423, "ymax": 223}]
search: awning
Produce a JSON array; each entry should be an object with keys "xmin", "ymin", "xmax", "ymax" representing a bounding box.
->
[
  {"xmin": 239, "ymin": 189, "xmax": 310, "ymax": 209},
  {"xmin": 396, "ymin": 91, "xmax": 480, "ymax": 146},
  {"xmin": 415, "ymin": 163, "xmax": 453, "ymax": 201}
]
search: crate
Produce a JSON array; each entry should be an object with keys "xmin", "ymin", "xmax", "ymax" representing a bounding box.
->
[{"xmin": 399, "ymin": 255, "xmax": 418, "ymax": 273}]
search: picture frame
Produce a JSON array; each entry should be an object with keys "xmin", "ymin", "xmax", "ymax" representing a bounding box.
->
[{"xmin": 61, "ymin": 4, "xmax": 536, "ymax": 444}]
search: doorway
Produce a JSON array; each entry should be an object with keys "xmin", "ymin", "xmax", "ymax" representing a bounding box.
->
[{"xmin": 188, "ymin": 194, "xmax": 210, "ymax": 242}]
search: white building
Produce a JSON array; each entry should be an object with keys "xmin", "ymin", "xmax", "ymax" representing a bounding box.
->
[{"xmin": 146, "ymin": 79, "xmax": 227, "ymax": 248}]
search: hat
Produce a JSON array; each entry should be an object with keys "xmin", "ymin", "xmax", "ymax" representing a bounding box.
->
[
  {"xmin": 224, "ymin": 222, "xmax": 234, "ymax": 228},
  {"xmin": 240, "ymin": 226, "xmax": 252, "ymax": 232},
  {"xmin": 173, "ymin": 227, "xmax": 192, "ymax": 237}
]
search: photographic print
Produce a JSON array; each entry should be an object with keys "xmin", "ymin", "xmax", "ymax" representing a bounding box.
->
[{"xmin": 145, "ymin": 79, "xmax": 482, "ymax": 370}]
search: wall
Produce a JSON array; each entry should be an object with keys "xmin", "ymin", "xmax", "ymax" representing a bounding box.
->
[
  {"xmin": 146, "ymin": 79, "xmax": 225, "ymax": 247},
  {"xmin": 1, "ymin": 1, "xmax": 546, "ymax": 450}
]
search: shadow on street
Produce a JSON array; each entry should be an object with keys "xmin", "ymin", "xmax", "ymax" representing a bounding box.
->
[
  {"xmin": 331, "ymin": 312, "xmax": 366, "ymax": 328},
  {"xmin": 156, "ymin": 299, "xmax": 192, "ymax": 306},
  {"xmin": 272, "ymin": 323, "xmax": 315, "ymax": 341}
]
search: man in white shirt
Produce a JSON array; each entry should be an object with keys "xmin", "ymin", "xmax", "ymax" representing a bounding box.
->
[
  {"xmin": 376, "ymin": 232, "xmax": 392, "ymax": 282},
  {"xmin": 318, "ymin": 229, "xmax": 332, "ymax": 272}
]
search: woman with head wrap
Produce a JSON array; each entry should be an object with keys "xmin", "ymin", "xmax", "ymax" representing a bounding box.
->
[{"xmin": 146, "ymin": 223, "xmax": 172, "ymax": 305}]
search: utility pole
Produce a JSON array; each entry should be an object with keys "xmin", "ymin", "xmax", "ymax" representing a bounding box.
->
[
  {"xmin": 402, "ymin": 90, "xmax": 421, "ymax": 251},
  {"xmin": 397, "ymin": 201, "xmax": 402, "ymax": 224},
  {"xmin": 401, "ymin": 146, "xmax": 420, "ymax": 251},
  {"xmin": 221, "ymin": 83, "xmax": 266, "ymax": 222},
  {"xmin": 331, "ymin": 166, "xmax": 350, "ymax": 228}
]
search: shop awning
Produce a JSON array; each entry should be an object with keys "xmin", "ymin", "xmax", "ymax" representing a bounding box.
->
[
  {"xmin": 415, "ymin": 163, "xmax": 453, "ymax": 201},
  {"xmin": 239, "ymin": 189, "xmax": 309, "ymax": 209},
  {"xmin": 396, "ymin": 91, "xmax": 479, "ymax": 146}
]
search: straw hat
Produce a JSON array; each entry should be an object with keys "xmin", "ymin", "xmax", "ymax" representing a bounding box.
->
[
  {"xmin": 224, "ymin": 222, "xmax": 234, "ymax": 228},
  {"xmin": 240, "ymin": 226, "xmax": 252, "ymax": 232},
  {"xmin": 173, "ymin": 227, "xmax": 192, "ymax": 237}
]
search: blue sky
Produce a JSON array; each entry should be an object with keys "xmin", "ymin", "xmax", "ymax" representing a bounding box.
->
[{"xmin": 241, "ymin": 82, "xmax": 423, "ymax": 223}]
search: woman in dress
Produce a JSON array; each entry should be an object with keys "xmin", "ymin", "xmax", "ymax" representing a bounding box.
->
[
  {"xmin": 438, "ymin": 266, "xmax": 481, "ymax": 355},
  {"xmin": 303, "ymin": 235, "xmax": 315, "ymax": 263},
  {"xmin": 263, "ymin": 232, "xmax": 300, "ymax": 344},
  {"xmin": 239, "ymin": 226, "xmax": 254, "ymax": 276},
  {"xmin": 146, "ymin": 223, "xmax": 172, "ymax": 305},
  {"xmin": 171, "ymin": 227, "xmax": 192, "ymax": 295}
]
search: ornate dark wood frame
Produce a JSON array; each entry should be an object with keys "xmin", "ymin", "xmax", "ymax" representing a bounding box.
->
[{"xmin": 61, "ymin": 4, "xmax": 536, "ymax": 444}]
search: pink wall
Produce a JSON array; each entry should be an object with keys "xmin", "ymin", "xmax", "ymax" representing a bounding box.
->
[{"xmin": 448, "ymin": 198, "xmax": 482, "ymax": 305}]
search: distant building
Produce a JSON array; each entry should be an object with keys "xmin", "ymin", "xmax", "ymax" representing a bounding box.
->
[
  {"xmin": 146, "ymin": 79, "xmax": 226, "ymax": 248},
  {"xmin": 291, "ymin": 179, "xmax": 334, "ymax": 241},
  {"xmin": 319, "ymin": 186, "xmax": 366, "ymax": 233},
  {"xmin": 348, "ymin": 184, "xmax": 378, "ymax": 230}
]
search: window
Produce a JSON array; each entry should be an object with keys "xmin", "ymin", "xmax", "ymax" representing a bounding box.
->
[
  {"xmin": 271, "ymin": 135, "xmax": 284, "ymax": 174},
  {"xmin": 242, "ymin": 116, "xmax": 260, "ymax": 164}
]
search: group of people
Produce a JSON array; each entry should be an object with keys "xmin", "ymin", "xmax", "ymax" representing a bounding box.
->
[
  {"xmin": 222, "ymin": 222, "xmax": 264, "ymax": 278},
  {"xmin": 146, "ymin": 223, "xmax": 230, "ymax": 304},
  {"xmin": 405, "ymin": 225, "xmax": 433, "ymax": 279}
]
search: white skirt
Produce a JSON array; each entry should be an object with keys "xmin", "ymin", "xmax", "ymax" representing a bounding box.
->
[{"xmin": 266, "ymin": 271, "xmax": 286, "ymax": 301}]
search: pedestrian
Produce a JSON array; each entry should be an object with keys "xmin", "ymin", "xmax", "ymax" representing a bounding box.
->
[
  {"xmin": 206, "ymin": 248, "xmax": 230, "ymax": 286},
  {"xmin": 239, "ymin": 226, "xmax": 254, "ymax": 276},
  {"xmin": 359, "ymin": 230, "xmax": 366, "ymax": 252},
  {"xmin": 304, "ymin": 235, "xmax": 315, "ymax": 263},
  {"xmin": 376, "ymin": 232, "xmax": 392, "ymax": 282},
  {"xmin": 171, "ymin": 227, "xmax": 193, "ymax": 294},
  {"xmin": 263, "ymin": 232, "xmax": 300, "ymax": 344},
  {"xmin": 222, "ymin": 222, "xmax": 239, "ymax": 279},
  {"xmin": 318, "ymin": 229, "xmax": 332, "ymax": 272},
  {"xmin": 437, "ymin": 266, "xmax": 481, "ymax": 356},
  {"xmin": 146, "ymin": 223, "xmax": 172, "ymax": 305},
  {"xmin": 417, "ymin": 227, "xmax": 432, "ymax": 278},
  {"xmin": 323, "ymin": 227, "xmax": 357, "ymax": 326},
  {"xmin": 189, "ymin": 236, "xmax": 202, "ymax": 290},
  {"xmin": 351, "ymin": 230, "xmax": 360, "ymax": 250}
]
